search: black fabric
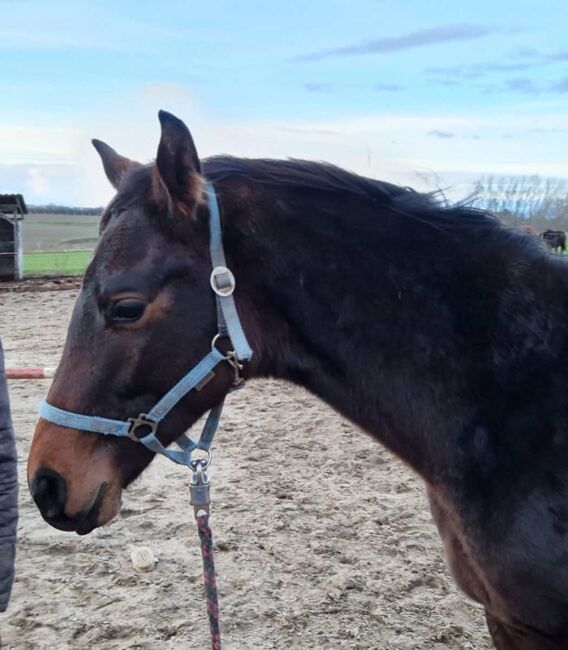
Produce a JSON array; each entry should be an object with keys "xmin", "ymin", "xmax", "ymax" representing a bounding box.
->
[{"xmin": 0, "ymin": 338, "xmax": 17, "ymax": 612}]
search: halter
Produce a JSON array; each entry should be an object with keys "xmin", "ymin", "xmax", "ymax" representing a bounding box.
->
[{"xmin": 39, "ymin": 181, "xmax": 253, "ymax": 467}]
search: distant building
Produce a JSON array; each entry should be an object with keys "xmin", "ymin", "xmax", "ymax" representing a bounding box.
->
[{"xmin": 0, "ymin": 195, "xmax": 27, "ymax": 280}]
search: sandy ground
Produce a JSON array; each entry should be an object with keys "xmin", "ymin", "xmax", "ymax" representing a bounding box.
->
[{"xmin": 0, "ymin": 289, "xmax": 492, "ymax": 649}]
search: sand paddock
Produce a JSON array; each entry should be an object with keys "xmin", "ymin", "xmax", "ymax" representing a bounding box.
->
[{"xmin": 0, "ymin": 288, "xmax": 491, "ymax": 649}]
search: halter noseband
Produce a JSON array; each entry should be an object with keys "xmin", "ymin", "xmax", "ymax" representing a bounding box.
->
[{"xmin": 39, "ymin": 182, "xmax": 253, "ymax": 467}]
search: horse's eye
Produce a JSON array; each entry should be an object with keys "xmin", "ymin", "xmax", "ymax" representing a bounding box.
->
[{"xmin": 108, "ymin": 299, "xmax": 147, "ymax": 324}]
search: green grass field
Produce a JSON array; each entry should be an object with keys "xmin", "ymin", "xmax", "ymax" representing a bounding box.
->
[
  {"xmin": 22, "ymin": 213, "xmax": 99, "ymax": 253},
  {"xmin": 18, "ymin": 212, "xmax": 97, "ymax": 276},
  {"xmin": 23, "ymin": 250, "xmax": 92, "ymax": 276}
]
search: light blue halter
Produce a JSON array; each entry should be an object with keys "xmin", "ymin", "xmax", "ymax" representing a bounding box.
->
[{"xmin": 39, "ymin": 182, "xmax": 253, "ymax": 467}]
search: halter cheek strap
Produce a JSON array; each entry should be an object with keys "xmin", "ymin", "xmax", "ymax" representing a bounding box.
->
[{"xmin": 39, "ymin": 182, "xmax": 253, "ymax": 466}]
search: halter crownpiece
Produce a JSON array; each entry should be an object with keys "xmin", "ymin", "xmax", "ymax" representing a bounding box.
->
[{"xmin": 39, "ymin": 181, "xmax": 253, "ymax": 467}]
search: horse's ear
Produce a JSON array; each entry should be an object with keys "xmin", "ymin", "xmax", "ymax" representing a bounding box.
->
[
  {"xmin": 92, "ymin": 140, "xmax": 141, "ymax": 190},
  {"xmin": 156, "ymin": 110, "xmax": 203, "ymax": 219}
]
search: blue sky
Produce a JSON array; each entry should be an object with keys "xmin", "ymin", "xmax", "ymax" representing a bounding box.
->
[{"xmin": 1, "ymin": 0, "xmax": 567, "ymax": 205}]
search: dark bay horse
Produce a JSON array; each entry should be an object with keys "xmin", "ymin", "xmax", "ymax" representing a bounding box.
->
[
  {"xmin": 541, "ymin": 230, "xmax": 567, "ymax": 254},
  {"xmin": 28, "ymin": 111, "xmax": 568, "ymax": 649}
]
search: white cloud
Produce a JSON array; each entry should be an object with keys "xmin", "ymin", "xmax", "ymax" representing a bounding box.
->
[
  {"xmin": 0, "ymin": 124, "xmax": 79, "ymax": 165},
  {"xmin": 138, "ymin": 83, "xmax": 196, "ymax": 103},
  {"xmin": 27, "ymin": 168, "xmax": 50, "ymax": 196},
  {"xmin": 2, "ymin": 89, "xmax": 568, "ymax": 205}
]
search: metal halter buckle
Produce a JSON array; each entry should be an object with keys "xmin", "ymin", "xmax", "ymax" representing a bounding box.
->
[
  {"xmin": 210, "ymin": 266, "xmax": 236, "ymax": 297},
  {"xmin": 127, "ymin": 413, "xmax": 158, "ymax": 441},
  {"xmin": 225, "ymin": 350, "xmax": 244, "ymax": 389}
]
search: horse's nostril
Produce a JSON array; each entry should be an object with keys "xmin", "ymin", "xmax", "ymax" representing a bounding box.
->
[{"xmin": 31, "ymin": 469, "xmax": 67, "ymax": 520}]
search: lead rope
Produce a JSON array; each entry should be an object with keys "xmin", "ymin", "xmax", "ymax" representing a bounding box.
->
[
  {"xmin": 190, "ymin": 458, "xmax": 222, "ymax": 650},
  {"xmin": 196, "ymin": 514, "xmax": 221, "ymax": 649}
]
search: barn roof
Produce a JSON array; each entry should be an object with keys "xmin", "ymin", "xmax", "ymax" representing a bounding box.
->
[{"xmin": 0, "ymin": 194, "xmax": 27, "ymax": 216}]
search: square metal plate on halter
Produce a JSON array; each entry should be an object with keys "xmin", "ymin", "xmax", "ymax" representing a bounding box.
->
[{"xmin": 210, "ymin": 266, "xmax": 236, "ymax": 296}]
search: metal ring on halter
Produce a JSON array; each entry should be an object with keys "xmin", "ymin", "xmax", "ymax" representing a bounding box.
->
[
  {"xmin": 189, "ymin": 448, "xmax": 212, "ymax": 470},
  {"xmin": 211, "ymin": 333, "xmax": 244, "ymax": 387},
  {"xmin": 127, "ymin": 413, "xmax": 159, "ymax": 441},
  {"xmin": 211, "ymin": 333, "xmax": 234, "ymax": 360}
]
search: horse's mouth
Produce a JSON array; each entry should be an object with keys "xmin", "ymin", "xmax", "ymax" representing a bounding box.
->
[{"xmin": 76, "ymin": 484, "xmax": 108, "ymax": 535}]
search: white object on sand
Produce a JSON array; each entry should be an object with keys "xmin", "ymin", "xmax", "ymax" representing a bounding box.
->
[{"xmin": 130, "ymin": 546, "xmax": 157, "ymax": 572}]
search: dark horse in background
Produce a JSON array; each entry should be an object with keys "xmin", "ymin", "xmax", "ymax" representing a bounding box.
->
[
  {"xmin": 541, "ymin": 229, "xmax": 567, "ymax": 253},
  {"xmin": 28, "ymin": 112, "xmax": 568, "ymax": 649}
]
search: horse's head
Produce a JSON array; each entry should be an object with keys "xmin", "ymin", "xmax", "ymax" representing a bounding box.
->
[{"xmin": 27, "ymin": 112, "xmax": 243, "ymax": 534}]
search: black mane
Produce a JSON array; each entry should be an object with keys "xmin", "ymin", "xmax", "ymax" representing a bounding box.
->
[
  {"xmin": 204, "ymin": 155, "xmax": 412, "ymax": 202},
  {"xmin": 203, "ymin": 155, "xmax": 546, "ymax": 258}
]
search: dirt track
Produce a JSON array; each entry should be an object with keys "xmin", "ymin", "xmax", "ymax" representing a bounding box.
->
[{"xmin": 0, "ymin": 288, "xmax": 491, "ymax": 649}]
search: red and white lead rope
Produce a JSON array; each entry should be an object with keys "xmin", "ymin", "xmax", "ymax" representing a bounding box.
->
[
  {"xmin": 6, "ymin": 367, "xmax": 56, "ymax": 379},
  {"xmin": 196, "ymin": 513, "xmax": 221, "ymax": 650}
]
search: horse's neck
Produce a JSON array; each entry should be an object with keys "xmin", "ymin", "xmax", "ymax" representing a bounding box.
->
[{"xmin": 229, "ymin": 191, "xmax": 568, "ymax": 482}]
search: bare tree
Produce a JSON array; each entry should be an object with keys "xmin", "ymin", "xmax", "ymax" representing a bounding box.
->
[{"xmin": 473, "ymin": 175, "xmax": 568, "ymax": 232}]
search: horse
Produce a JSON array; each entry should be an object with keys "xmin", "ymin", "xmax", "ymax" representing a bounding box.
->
[
  {"xmin": 28, "ymin": 111, "xmax": 568, "ymax": 649},
  {"xmin": 541, "ymin": 229, "xmax": 567, "ymax": 254}
]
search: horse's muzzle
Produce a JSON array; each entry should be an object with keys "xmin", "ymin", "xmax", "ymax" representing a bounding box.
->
[
  {"xmin": 30, "ymin": 468, "xmax": 106, "ymax": 535},
  {"xmin": 28, "ymin": 419, "xmax": 124, "ymax": 534}
]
